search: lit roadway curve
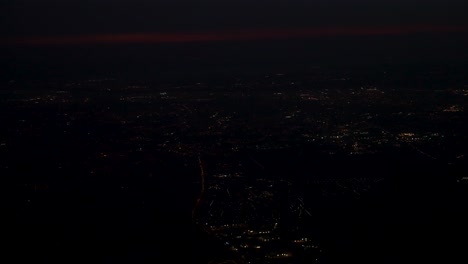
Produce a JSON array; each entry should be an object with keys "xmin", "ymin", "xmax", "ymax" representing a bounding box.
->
[{"xmin": 192, "ymin": 156, "xmax": 205, "ymax": 220}]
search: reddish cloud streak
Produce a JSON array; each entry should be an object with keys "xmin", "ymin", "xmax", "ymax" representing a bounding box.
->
[{"xmin": 2, "ymin": 25, "xmax": 467, "ymax": 45}]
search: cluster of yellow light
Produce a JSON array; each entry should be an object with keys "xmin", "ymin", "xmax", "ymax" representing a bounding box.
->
[{"xmin": 399, "ymin": 133, "xmax": 415, "ymax": 137}]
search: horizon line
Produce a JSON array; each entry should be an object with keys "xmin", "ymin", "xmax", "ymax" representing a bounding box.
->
[{"xmin": 2, "ymin": 25, "xmax": 467, "ymax": 46}]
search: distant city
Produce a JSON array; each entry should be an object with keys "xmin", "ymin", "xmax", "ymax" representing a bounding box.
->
[{"xmin": 3, "ymin": 68, "xmax": 468, "ymax": 263}]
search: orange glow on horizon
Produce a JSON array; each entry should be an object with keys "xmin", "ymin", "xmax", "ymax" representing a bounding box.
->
[{"xmin": 2, "ymin": 25, "xmax": 467, "ymax": 46}]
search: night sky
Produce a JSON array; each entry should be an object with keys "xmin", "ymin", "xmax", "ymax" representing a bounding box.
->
[{"xmin": 1, "ymin": 0, "xmax": 468, "ymax": 79}]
